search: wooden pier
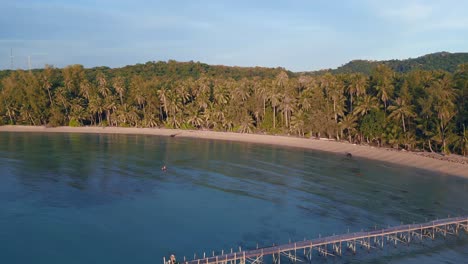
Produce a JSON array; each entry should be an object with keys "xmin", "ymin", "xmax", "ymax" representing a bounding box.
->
[{"xmin": 167, "ymin": 216, "xmax": 468, "ymax": 264}]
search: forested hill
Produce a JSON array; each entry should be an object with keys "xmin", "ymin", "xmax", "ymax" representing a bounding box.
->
[{"xmin": 330, "ymin": 52, "xmax": 468, "ymax": 75}]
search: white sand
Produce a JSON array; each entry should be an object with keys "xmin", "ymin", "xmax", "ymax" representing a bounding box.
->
[{"xmin": 1, "ymin": 125, "xmax": 467, "ymax": 178}]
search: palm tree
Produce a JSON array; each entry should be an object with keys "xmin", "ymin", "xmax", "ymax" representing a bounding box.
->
[
  {"xmin": 69, "ymin": 98, "xmax": 86, "ymax": 125},
  {"xmin": 115, "ymin": 103, "xmax": 139, "ymax": 127},
  {"xmin": 176, "ymin": 81, "xmax": 190, "ymax": 105},
  {"xmin": 62, "ymin": 64, "xmax": 85, "ymax": 96},
  {"xmin": 79, "ymin": 80, "xmax": 92, "ymax": 101},
  {"xmin": 279, "ymin": 92, "xmax": 296, "ymax": 128},
  {"xmin": 456, "ymin": 125, "xmax": 467, "ymax": 156},
  {"xmin": 142, "ymin": 114, "xmax": 159, "ymax": 128},
  {"xmin": 238, "ymin": 112, "xmax": 255, "ymax": 133},
  {"xmin": 353, "ymin": 95, "xmax": 379, "ymax": 116},
  {"xmin": 268, "ymin": 71, "xmax": 289, "ymax": 129},
  {"xmin": 339, "ymin": 115, "xmax": 357, "ymax": 142},
  {"xmin": 254, "ymin": 80, "xmax": 269, "ymax": 117},
  {"xmin": 297, "ymin": 88, "xmax": 312, "ymax": 113},
  {"xmin": 347, "ymin": 73, "xmax": 367, "ymax": 111},
  {"xmin": 158, "ymin": 86, "xmax": 169, "ymax": 120},
  {"xmin": 88, "ymin": 96, "xmax": 104, "ymax": 125},
  {"xmin": 166, "ymin": 90, "xmax": 182, "ymax": 127},
  {"xmin": 54, "ymin": 87, "xmax": 70, "ymax": 119},
  {"xmin": 430, "ymin": 75, "xmax": 456, "ymax": 153},
  {"xmin": 203, "ymin": 104, "xmax": 225, "ymax": 130},
  {"xmin": 388, "ymin": 97, "xmax": 415, "ymax": 133},
  {"xmin": 268, "ymin": 89, "xmax": 281, "ymax": 129},
  {"xmin": 275, "ymin": 71, "xmax": 289, "ymax": 89},
  {"xmin": 133, "ymin": 85, "xmax": 147, "ymax": 115},
  {"xmin": 104, "ymin": 95, "xmax": 117, "ymax": 126},
  {"xmin": 213, "ymin": 81, "xmax": 229, "ymax": 106},
  {"xmin": 97, "ymin": 72, "xmax": 111, "ymax": 98},
  {"xmin": 232, "ymin": 78, "xmax": 251, "ymax": 103},
  {"xmin": 290, "ymin": 110, "xmax": 307, "ymax": 137},
  {"xmin": 187, "ymin": 106, "xmax": 204, "ymax": 128},
  {"xmin": 41, "ymin": 65, "xmax": 55, "ymax": 106},
  {"xmin": 113, "ymin": 76, "xmax": 126, "ymax": 104},
  {"xmin": 372, "ymin": 65, "xmax": 395, "ymax": 112}
]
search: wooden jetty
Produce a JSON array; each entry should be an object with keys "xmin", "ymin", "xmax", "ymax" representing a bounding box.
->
[{"xmin": 166, "ymin": 216, "xmax": 468, "ymax": 264}]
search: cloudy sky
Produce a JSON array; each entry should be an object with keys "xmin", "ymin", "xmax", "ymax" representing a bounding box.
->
[{"xmin": 1, "ymin": 0, "xmax": 467, "ymax": 71}]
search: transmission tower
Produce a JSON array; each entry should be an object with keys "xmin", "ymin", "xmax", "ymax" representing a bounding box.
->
[{"xmin": 10, "ymin": 48, "xmax": 14, "ymax": 69}]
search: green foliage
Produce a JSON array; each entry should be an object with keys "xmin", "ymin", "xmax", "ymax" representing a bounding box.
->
[
  {"xmin": 332, "ymin": 52, "xmax": 468, "ymax": 75},
  {"xmin": 359, "ymin": 111, "xmax": 385, "ymax": 143},
  {"xmin": 180, "ymin": 123, "xmax": 196, "ymax": 130},
  {"xmin": 68, "ymin": 119, "xmax": 81, "ymax": 127},
  {"xmin": 0, "ymin": 58, "xmax": 467, "ymax": 155}
]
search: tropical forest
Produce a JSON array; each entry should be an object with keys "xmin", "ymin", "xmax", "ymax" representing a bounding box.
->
[{"xmin": 1, "ymin": 53, "xmax": 467, "ymax": 155}]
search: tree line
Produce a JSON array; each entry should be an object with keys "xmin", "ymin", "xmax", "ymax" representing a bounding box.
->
[
  {"xmin": 0, "ymin": 61, "xmax": 467, "ymax": 155},
  {"xmin": 329, "ymin": 52, "xmax": 468, "ymax": 75}
]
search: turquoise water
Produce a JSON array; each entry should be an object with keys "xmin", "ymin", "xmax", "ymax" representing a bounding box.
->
[{"xmin": 0, "ymin": 132, "xmax": 467, "ymax": 264}]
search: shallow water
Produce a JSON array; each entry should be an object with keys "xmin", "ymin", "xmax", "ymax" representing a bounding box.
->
[{"xmin": 0, "ymin": 132, "xmax": 467, "ymax": 264}]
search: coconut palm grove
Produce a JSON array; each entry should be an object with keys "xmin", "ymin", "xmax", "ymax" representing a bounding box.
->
[{"xmin": 1, "ymin": 53, "xmax": 467, "ymax": 155}]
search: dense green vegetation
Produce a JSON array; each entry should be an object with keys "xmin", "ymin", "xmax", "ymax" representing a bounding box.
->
[
  {"xmin": 0, "ymin": 59, "xmax": 467, "ymax": 155},
  {"xmin": 326, "ymin": 52, "xmax": 468, "ymax": 75}
]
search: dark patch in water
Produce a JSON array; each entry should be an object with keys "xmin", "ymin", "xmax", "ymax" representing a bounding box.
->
[
  {"xmin": 416, "ymin": 208, "xmax": 428, "ymax": 214},
  {"xmin": 344, "ymin": 215, "xmax": 357, "ymax": 225},
  {"xmin": 67, "ymin": 181, "xmax": 85, "ymax": 190}
]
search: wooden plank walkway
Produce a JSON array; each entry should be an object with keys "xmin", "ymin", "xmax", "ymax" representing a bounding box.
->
[{"xmin": 169, "ymin": 216, "xmax": 468, "ymax": 264}]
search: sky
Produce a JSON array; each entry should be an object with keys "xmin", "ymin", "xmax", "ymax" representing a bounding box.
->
[{"xmin": 1, "ymin": 0, "xmax": 468, "ymax": 71}]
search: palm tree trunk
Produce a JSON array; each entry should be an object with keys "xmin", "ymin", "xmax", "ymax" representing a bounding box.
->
[
  {"xmin": 402, "ymin": 115, "xmax": 406, "ymax": 133},
  {"xmin": 284, "ymin": 111, "xmax": 288, "ymax": 128},
  {"xmin": 47, "ymin": 89, "xmax": 53, "ymax": 106},
  {"xmin": 428, "ymin": 140, "xmax": 434, "ymax": 152},
  {"xmin": 263, "ymin": 99, "xmax": 266, "ymax": 117},
  {"xmin": 333, "ymin": 99, "xmax": 337, "ymax": 122},
  {"xmin": 7, "ymin": 107, "xmax": 13, "ymax": 124},
  {"xmin": 273, "ymin": 106, "xmax": 276, "ymax": 129},
  {"xmin": 28, "ymin": 113, "xmax": 35, "ymax": 126},
  {"xmin": 107, "ymin": 110, "xmax": 111, "ymax": 126}
]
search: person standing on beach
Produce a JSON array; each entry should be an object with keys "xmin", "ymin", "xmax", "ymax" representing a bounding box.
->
[{"xmin": 167, "ymin": 254, "xmax": 178, "ymax": 264}]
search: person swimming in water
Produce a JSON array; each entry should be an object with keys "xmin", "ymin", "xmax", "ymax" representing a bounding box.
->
[{"xmin": 161, "ymin": 165, "xmax": 167, "ymax": 172}]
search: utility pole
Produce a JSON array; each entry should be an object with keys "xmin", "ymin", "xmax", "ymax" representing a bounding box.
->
[
  {"xmin": 10, "ymin": 48, "xmax": 14, "ymax": 70},
  {"xmin": 28, "ymin": 55, "xmax": 31, "ymax": 72}
]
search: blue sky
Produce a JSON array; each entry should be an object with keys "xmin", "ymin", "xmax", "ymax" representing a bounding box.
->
[{"xmin": 1, "ymin": 0, "xmax": 468, "ymax": 71}]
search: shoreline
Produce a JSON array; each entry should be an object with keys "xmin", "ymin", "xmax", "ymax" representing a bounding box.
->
[{"xmin": 1, "ymin": 125, "xmax": 467, "ymax": 178}]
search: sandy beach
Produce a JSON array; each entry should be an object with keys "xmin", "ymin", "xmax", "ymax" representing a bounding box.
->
[{"xmin": 1, "ymin": 125, "xmax": 467, "ymax": 178}]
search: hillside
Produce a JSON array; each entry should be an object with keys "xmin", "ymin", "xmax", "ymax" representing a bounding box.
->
[
  {"xmin": 0, "ymin": 60, "xmax": 290, "ymax": 81},
  {"xmin": 331, "ymin": 52, "xmax": 468, "ymax": 75}
]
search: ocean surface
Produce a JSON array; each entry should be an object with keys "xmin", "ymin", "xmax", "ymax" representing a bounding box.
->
[{"xmin": 0, "ymin": 132, "xmax": 467, "ymax": 264}]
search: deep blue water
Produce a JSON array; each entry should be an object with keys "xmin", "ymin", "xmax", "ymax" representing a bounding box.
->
[{"xmin": 0, "ymin": 132, "xmax": 467, "ymax": 263}]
